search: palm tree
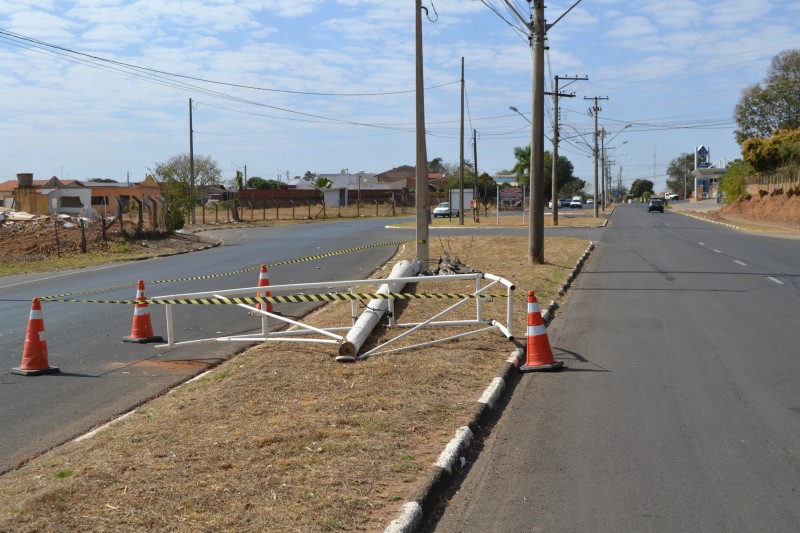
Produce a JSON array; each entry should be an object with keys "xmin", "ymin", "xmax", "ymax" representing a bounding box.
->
[{"xmin": 512, "ymin": 146, "xmax": 530, "ymax": 187}]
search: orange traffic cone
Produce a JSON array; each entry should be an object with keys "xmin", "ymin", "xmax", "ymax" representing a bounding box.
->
[
  {"xmin": 519, "ymin": 291, "xmax": 564, "ymax": 372},
  {"xmin": 255, "ymin": 264, "xmax": 274, "ymax": 313},
  {"xmin": 122, "ymin": 280, "xmax": 163, "ymax": 343},
  {"xmin": 12, "ymin": 298, "xmax": 59, "ymax": 376}
]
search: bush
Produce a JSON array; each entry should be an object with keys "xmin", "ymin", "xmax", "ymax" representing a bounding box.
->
[
  {"xmin": 770, "ymin": 188, "xmax": 784, "ymax": 196},
  {"xmin": 720, "ymin": 159, "xmax": 752, "ymax": 204}
]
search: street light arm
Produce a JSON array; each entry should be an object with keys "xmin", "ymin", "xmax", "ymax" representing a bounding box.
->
[
  {"xmin": 546, "ymin": 0, "xmax": 584, "ymax": 31},
  {"xmin": 509, "ymin": 105, "xmax": 532, "ymax": 124},
  {"xmin": 606, "ymin": 124, "xmax": 631, "ymax": 145}
]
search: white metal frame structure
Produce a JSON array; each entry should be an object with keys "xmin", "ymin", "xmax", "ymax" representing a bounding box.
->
[{"xmin": 152, "ymin": 273, "xmax": 515, "ymax": 359}]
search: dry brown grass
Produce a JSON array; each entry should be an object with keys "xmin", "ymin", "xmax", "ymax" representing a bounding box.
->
[{"xmin": 0, "ymin": 236, "xmax": 590, "ymax": 533}]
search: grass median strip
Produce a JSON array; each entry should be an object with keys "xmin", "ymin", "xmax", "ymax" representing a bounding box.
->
[{"xmin": 0, "ymin": 235, "xmax": 589, "ymax": 532}]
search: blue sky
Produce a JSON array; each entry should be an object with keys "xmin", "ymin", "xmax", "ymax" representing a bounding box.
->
[{"xmin": 1, "ymin": 0, "xmax": 799, "ymax": 193}]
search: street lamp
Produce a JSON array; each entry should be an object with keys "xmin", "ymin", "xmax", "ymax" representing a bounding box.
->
[{"xmin": 509, "ymin": 106, "xmax": 531, "ymax": 124}]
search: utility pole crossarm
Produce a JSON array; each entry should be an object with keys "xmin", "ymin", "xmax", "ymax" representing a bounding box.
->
[{"xmin": 502, "ymin": 0, "xmax": 532, "ymax": 30}]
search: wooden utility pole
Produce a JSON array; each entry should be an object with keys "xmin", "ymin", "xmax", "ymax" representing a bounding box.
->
[
  {"xmin": 503, "ymin": 0, "xmax": 584, "ymax": 262},
  {"xmin": 585, "ymin": 95, "xmax": 608, "ymax": 218},
  {"xmin": 415, "ymin": 0, "xmax": 429, "ymax": 264},
  {"xmin": 189, "ymin": 98, "xmax": 195, "ymax": 225},
  {"xmin": 528, "ymin": 0, "xmax": 545, "ymax": 263},
  {"xmin": 459, "ymin": 57, "xmax": 465, "ymax": 226},
  {"xmin": 473, "ymin": 128, "xmax": 479, "ymax": 222},
  {"xmin": 551, "ymin": 75, "xmax": 585, "ymax": 226}
]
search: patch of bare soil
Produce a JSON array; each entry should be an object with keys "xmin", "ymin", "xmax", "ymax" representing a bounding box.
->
[
  {"xmin": 708, "ymin": 192, "xmax": 800, "ymax": 233},
  {"xmin": 0, "ymin": 236, "xmax": 589, "ymax": 532},
  {"xmin": 0, "ymin": 214, "xmax": 216, "ymax": 266}
]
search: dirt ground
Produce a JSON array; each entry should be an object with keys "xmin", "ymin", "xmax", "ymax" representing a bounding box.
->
[
  {"xmin": 0, "ymin": 214, "xmax": 211, "ymax": 260},
  {"xmin": 714, "ymin": 190, "xmax": 800, "ymax": 231}
]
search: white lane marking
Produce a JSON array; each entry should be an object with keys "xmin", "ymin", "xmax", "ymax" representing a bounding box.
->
[
  {"xmin": 734, "ymin": 260, "xmax": 747, "ymax": 266},
  {"xmin": 767, "ymin": 277, "xmax": 784, "ymax": 285},
  {"xmin": 698, "ymin": 242, "xmax": 705, "ymax": 246},
  {"xmin": 713, "ymin": 249, "xmax": 722, "ymax": 253}
]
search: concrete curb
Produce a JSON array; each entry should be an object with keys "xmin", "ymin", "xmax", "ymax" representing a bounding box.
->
[
  {"xmin": 126, "ymin": 232, "xmax": 221, "ymax": 262},
  {"xmin": 676, "ymin": 210, "xmax": 741, "ymax": 231},
  {"xmin": 383, "ymin": 240, "xmax": 596, "ymax": 533}
]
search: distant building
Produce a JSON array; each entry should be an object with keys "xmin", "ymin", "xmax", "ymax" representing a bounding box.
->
[
  {"xmin": 493, "ymin": 174, "xmax": 520, "ymax": 186},
  {"xmin": 1, "ymin": 173, "xmax": 162, "ymax": 216}
]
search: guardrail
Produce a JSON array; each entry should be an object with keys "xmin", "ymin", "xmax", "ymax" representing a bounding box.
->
[{"xmin": 151, "ymin": 272, "xmax": 515, "ymax": 359}]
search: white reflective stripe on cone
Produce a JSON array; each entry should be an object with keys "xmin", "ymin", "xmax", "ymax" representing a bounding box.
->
[
  {"xmin": 133, "ymin": 307, "xmax": 150, "ymax": 316},
  {"xmin": 527, "ymin": 324, "xmax": 546, "ymax": 337},
  {"xmin": 30, "ymin": 310, "xmax": 43, "ymax": 320},
  {"xmin": 527, "ymin": 302, "xmax": 540, "ymax": 313}
]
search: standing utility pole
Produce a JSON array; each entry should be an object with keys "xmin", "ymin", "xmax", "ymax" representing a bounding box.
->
[
  {"xmin": 473, "ymin": 128, "xmax": 479, "ymax": 222},
  {"xmin": 601, "ymin": 128, "xmax": 606, "ymax": 212},
  {"xmin": 528, "ymin": 0, "xmax": 545, "ymax": 263},
  {"xmin": 503, "ymin": 0, "xmax": 583, "ymax": 263},
  {"xmin": 189, "ymin": 98, "xmax": 196, "ymax": 225},
  {"xmin": 551, "ymin": 75, "xmax": 585, "ymax": 226},
  {"xmin": 585, "ymin": 95, "xmax": 608, "ymax": 218},
  {"xmin": 459, "ymin": 57, "xmax": 465, "ymax": 226},
  {"xmin": 415, "ymin": 0, "xmax": 429, "ymax": 264}
]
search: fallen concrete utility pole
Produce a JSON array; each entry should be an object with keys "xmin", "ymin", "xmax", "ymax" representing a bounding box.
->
[{"xmin": 336, "ymin": 259, "xmax": 423, "ymax": 361}]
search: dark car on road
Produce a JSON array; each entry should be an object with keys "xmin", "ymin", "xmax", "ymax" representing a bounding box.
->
[{"xmin": 648, "ymin": 198, "xmax": 664, "ymax": 213}]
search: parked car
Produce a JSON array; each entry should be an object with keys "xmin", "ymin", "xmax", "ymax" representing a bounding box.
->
[
  {"xmin": 648, "ymin": 198, "xmax": 664, "ymax": 213},
  {"xmin": 550, "ymin": 199, "xmax": 570, "ymax": 208},
  {"xmin": 433, "ymin": 202, "xmax": 458, "ymax": 217},
  {"xmin": 570, "ymin": 196, "xmax": 583, "ymax": 208},
  {"xmin": 665, "ymin": 193, "xmax": 679, "ymax": 201},
  {"xmin": 205, "ymin": 193, "xmax": 224, "ymax": 205}
]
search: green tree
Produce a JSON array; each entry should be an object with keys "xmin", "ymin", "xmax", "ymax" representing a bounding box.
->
[
  {"xmin": 741, "ymin": 128, "xmax": 800, "ymax": 173},
  {"xmin": 666, "ymin": 153, "xmax": 694, "ymax": 199},
  {"xmin": 719, "ymin": 159, "xmax": 754, "ymax": 203},
  {"xmin": 629, "ymin": 179, "xmax": 654, "ymax": 198},
  {"xmin": 734, "ymin": 50, "xmax": 800, "ymax": 144},
  {"xmin": 301, "ymin": 172, "xmax": 332, "ymax": 202},
  {"xmin": 428, "ymin": 157, "xmax": 445, "ymax": 173},
  {"xmin": 246, "ymin": 177, "xmax": 282, "ymax": 189},
  {"xmin": 445, "ymin": 161, "xmax": 476, "ymax": 189},
  {"xmin": 151, "ymin": 153, "xmax": 222, "ymax": 230},
  {"xmin": 511, "ymin": 145, "xmax": 584, "ymax": 198},
  {"xmin": 512, "ymin": 146, "xmax": 531, "ymax": 186}
]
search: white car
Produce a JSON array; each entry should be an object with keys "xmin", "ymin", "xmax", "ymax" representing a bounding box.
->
[
  {"xmin": 569, "ymin": 196, "xmax": 583, "ymax": 208},
  {"xmin": 433, "ymin": 202, "xmax": 458, "ymax": 217},
  {"xmin": 665, "ymin": 193, "xmax": 679, "ymax": 201}
]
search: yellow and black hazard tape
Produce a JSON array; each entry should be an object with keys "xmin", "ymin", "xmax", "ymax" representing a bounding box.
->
[
  {"xmin": 43, "ymin": 292, "xmax": 507, "ymax": 306},
  {"xmin": 40, "ymin": 240, "xmax": 421, "ymax": 302}
]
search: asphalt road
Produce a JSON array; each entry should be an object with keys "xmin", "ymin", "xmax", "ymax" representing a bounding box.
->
[
  {"xmin": 430, "ymin": 204, "xmax": 800, "ymax": 532},
  {"xmin": 0, "ymin": 217, "xmax": 600, "ymax": 474}
]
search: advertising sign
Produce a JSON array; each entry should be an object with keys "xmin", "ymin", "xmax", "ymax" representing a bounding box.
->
[
  {"xmin": 695, "ymin": 145, "xmax": 710, "ymax": 169},
  {"xmin": 499, "ymin": 187, "xmax": 524, "ymax": 210}
]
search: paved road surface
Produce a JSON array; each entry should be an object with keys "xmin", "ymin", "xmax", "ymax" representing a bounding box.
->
[{"xmin": 430, "ymin": 204, "xmax": 800, "ymax": 532}]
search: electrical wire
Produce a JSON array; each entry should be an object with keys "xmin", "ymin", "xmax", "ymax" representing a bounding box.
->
[{"xmin": 0, "ymin": 28, "xmax": 460, "ymax": 97}]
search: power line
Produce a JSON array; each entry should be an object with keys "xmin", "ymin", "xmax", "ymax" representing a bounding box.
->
[{"xmin": 0, "ymin": 28, "xmax": 460, "ymax": 97}]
